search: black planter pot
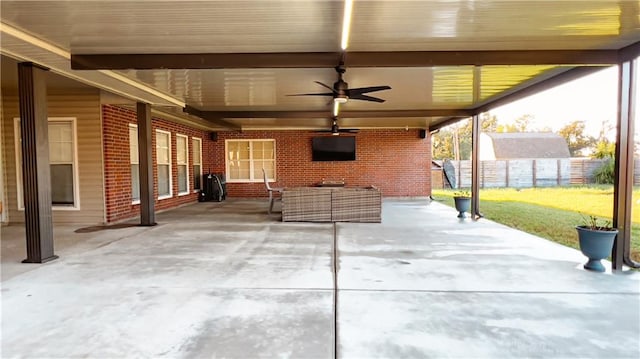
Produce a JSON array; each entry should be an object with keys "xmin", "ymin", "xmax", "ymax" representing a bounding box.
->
[
  {"xmin": 575, "ymin": 225, "xmax": 618, "ymax": 272},
  {"xmin": 453, "ymin": 196, "xmax": 471, "ymax": 218}
]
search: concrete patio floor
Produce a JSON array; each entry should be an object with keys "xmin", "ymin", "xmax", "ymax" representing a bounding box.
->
[{"xmin": 1, "ymin": 199, "xmax": 639, "ymax": 358}]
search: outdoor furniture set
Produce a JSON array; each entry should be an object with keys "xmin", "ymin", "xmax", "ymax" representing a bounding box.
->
[{"xmin": 262, "ymin": 170, "xmax": 381, "ymax": 223}]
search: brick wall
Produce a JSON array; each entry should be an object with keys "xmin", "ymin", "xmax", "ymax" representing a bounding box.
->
[
  {"xmin": 103, "ymin": 105, "xmax": 432, "ymax": 222},
  {"xmin": 209, "ymin": 130, "xmax": 432, "ymax": 197},
  {"xmin": 102, "ymin": 105, "xmax": 215, "ymax": 222}
]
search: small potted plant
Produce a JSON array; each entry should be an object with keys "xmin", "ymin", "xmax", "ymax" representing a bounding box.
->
[
  {"xmin": 453, "ymin": 189, "xmax": 471, "ymax": 218},
  {"xmin": 576, "ymin": 215, "xmax": 618, "ymax": 272}
]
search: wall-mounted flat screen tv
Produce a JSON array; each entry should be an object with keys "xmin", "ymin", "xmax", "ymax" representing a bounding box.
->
[{"xmin": 312, "ymin": 136, "xmax": 356, "ymax": 161}]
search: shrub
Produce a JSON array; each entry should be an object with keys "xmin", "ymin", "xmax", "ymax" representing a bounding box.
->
[{"xmin": 593, "ymin": 159, "xmax": 614, "ymax": 184}]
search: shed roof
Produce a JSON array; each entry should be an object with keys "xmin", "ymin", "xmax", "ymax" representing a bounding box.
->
[{"xmin": 484, "ymin": 132, "xmax": 570, "ymax": 159}]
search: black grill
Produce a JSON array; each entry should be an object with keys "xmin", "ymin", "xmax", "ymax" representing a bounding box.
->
[{"xmin": 198, "ymin": 173, "xmax": 226, "ymax": 202}]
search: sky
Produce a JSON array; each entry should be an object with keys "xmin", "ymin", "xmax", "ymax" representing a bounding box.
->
[{"xmin": 487, "ymin": 66, "xmax": 626, "ymax": 140}]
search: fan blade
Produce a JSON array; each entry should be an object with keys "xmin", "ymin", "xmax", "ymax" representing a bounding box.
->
[
  {"xmin": 339, "ymin": 129, "xmax": 359, "ymax": 133},
  {"xmin": 286, "ymin": 92, "xmax": 335, "ymax": 97},
  {"xmin": 348, "ymin": 85, "xmax": 391, "ymax": 96},
  {"xmin": 314, "ymin": 81, "xmax": 337, "ymax": 93},
  {"xmin": 348, "ymin": 94, "xmax": 386, "ymax": 103}
]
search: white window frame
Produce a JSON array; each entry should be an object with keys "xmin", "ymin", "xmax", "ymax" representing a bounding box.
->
[
  {"xmin": 225, "ymin": 139, "xmax": 276, "ymax": 183},
  {"xmin": 14, "ymin": 117, "xmax": 80, "ymax": 211},
  {"xmin": 176, "ymin": 134, "xmax": 189, "ymax": 196},
  {"xmin": 192, "ymin": 137, "xmax": 202, "ymax": 192},
  {"xmin": 155, "ymin": 129, "xmax": 173, "ymax": 200},
  {"xmin": 129, "ymin": 124, "xmax": 140, "ymax": 204}
]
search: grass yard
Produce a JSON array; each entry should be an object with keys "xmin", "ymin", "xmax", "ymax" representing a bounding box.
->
[{"xmin": 432, "ymin": 186, "xmax": 640, "ymax": 263}]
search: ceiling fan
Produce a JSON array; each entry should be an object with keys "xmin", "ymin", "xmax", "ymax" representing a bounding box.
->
[
  {"xmin": 315, "ymin": 117, "xmax": 358, "ymax": 136},
  {"xmin": 288, "ymin": 63, "xmax": 392, "ymax": 104}
]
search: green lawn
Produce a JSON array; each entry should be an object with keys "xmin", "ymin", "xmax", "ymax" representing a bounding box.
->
[{"xmin": 432, "ymin": 186, "xmax": 640, "ymax": 262}]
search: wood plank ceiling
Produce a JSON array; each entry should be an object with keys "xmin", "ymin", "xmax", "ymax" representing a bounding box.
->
[{"xmin": 1, "ymin": 0, "xmax": 639, "ymax": 131}]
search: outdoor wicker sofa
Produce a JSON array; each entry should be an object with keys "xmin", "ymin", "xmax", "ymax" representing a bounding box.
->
[{"xmin": 281, "ymin": 186, "xmax": 381, "ymax": 223}]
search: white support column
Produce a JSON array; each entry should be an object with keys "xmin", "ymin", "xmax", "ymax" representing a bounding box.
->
[
  {"xmin": 471, "ymin": 114, "xmax": 481, "ymax": 219},
  {"xmin": 612, "ymin": 58, "xmax": 639, "ymax": 270}
]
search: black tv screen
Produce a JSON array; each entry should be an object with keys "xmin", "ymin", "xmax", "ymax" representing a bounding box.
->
[{"xmin": 312, "ymin": 136, "xmax": 356, "ymax": 161}]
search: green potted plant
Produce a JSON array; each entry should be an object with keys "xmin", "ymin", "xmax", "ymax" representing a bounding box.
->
[
  {"xmin": 576, "ymin": 215, "xmax": 618, "ymax": 272},
  {"xmin": 453, "ymin": 189, "xmax": 471, "ymax": 218}
]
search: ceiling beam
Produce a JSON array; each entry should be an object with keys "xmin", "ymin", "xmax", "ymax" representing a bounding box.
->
[
  {"xmin": 185, "ymin": 109, "xmax": 473, "ymax": 119},
  {"xmin": 71, "ymin": 50, "xmax": 621, "ymax": 70},
  {"xmin": 183, "ymin": 106, "xmax": 242, "ymax": 130},
  {"xmin": 72, "ymin": 53, "xmax": 343, "ymax": 70},
  {"xmin": 472, "ymin": 66, "xmax": 606, "ymax": 114},
  {"xmin": 429, "ymin": 117, "xmax": 472, "ymax": 131},
  {"xmin": 619, "ymin": 41, "xmax": 640, "ymax": 63}
]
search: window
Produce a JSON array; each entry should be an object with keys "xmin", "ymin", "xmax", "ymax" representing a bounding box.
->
[
  {"xmin": 129, "ymin": 125, "xmax": 140, "ymax": 203},
  {"xmin": 14, "ymin": 118, "xmax": 79, "ymax": 209},
  {"xmin": 225, "ymin": 139, "xmax": 275, "ymax": 182},
  {"xmin": 176, "ymin": 134, "xmax": 189, "ymax": 195},
  {"xmin": 192, "ymin": 137, "xmax": 202, "ymax": 191},
  {"xmin": 156, "ymin": 130, "xmax": 172, "ymax": 199}
]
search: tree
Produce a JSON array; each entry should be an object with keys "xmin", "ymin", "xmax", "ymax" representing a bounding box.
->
[
  {"xmin": 590, "ymin": 120, "xmax": 615, "ymax": 159},
  {"xmin": 558, "ymin": 120, "xmax": 596, "ymax": 157},
  {"xmin": 432, "ymin": 129, "xmax": 454, "ymax": 160},
  {"xmin": 496, "ymin": 114, "xmax": 533, "ymax": 133},
  {"xmin": 480, "ymin": 113, "xmax": 499, "ymax": 133},
  {"xmin": 592, "ymin": 139, "xmax": 615, "ymax": 159},
  {"xmin": 590, "ymin": 120, "xmax": 615, "ymax": 184},
  {"xmin": 431, "ymin": 114, "xmax": 500, "ymax": 160}
]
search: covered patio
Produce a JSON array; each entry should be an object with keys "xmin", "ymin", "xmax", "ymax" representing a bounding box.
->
[
  {"xmin": 1, "ymin": 0, "xmax": 638, "ymax": 271},
  {"xmin": 2, "ymin": 199, "xmax": 638, "ymax": 358},
  {"xmin": 1, "ymin": 2, "xmax": 639, "ymax": 356}
]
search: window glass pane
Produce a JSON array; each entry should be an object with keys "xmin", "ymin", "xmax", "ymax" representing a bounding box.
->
[
  {"xmin": 229, "ymin": 166, "xmax": 240, "ymax": 180},
  {"xmin": 51, "ymin": 164, "xmax": 74, "ymax": 204},
  {"xmin": 49, "ymin": 123, "xmax": 73, "ymax": 163},
  {"xmin": 157, "ymin": 132, "xmax": 168, "ymax": 148},
  {"xmin": 156, "ymin": 132, "xmax": 170, "ymax": 164},
  {"xmin": 49, "ymin": 141, "xmax": 63, "ymax": 162},
  {"xmin": 227, "ymin": 141, "xmax": 237, "ymax": 154},
  {"xmin": 59, "ymin": 143, "xmax": 73, "ymax": 162},
  {"xmin": 60, "ymin": 124, "xmax": 72, "ymax": 142},
  {"xmin": 193, "ymin": 165, "xmax": 201, "ymax": 190},
  {"xmin": 263, "ymin": 161, "xmax": 275, "ymax": 178},
  {"xmin": 129, "ymin": 127, "xmax": 138, "ymax": 164},
  {"xmin": 237, "ymin": 142, "xmax": 250, "ymax": 160},
  {"xmin": 192, "ymin": 139, "xmax": 201, "ymax": 165},
  {"xmin": 226, "ymin": 139, "xmax": 275, "ymax": 181},
  {"xmin": 238, "ymin": 161, "xmax": 250, "ymax": 179},
  {"xmin": 159, "ymin": 150, "xmax": 169, "ymax": 164},
  {"xmin": 177, "ymin": 136, "xmax": 187, "ymax": 163},
  {"xmin": 253, "ymin": 160, "xmax": 264, "ymax": 175},
  {"xmin": 16, "ymin": 119, "xmax": 78, "ymax": 207},
  {"xmin": 131, "ymin": 164, "xmax": 140, "ymax": 201},
  {"xmin": 178, "ymin": 165, "xmax": 188, "ymax": 192},
  {"xmin": 262, "ymin": 140, "xmax": 274, "ymax": 152},
  {"xmin": 50, "ymin": 123, "xmax": 71, "ymax": 142},
  {"xmin": 157, "ymin": 165, "xmax": 170, "ymax": 196}
]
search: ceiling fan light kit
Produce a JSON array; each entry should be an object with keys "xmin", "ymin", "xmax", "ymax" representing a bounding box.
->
[{"xmin": 287, "ymin": 0, "xmax": 388, "ymax": 134}]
